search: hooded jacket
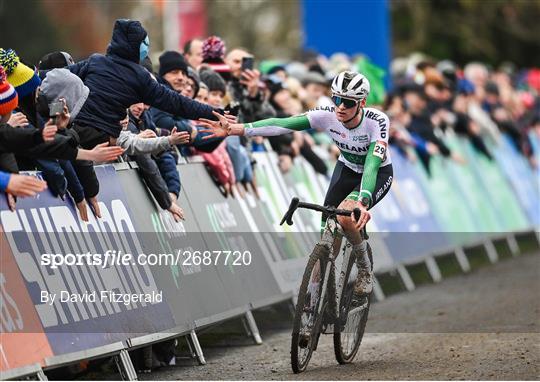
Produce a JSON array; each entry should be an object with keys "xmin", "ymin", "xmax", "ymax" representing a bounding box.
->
[
  {"xmin": 40, "ymin": 68, "xmax": 89, "ymax": 123},
  {"xmin": 69, "ymin": 19, "xmax": 217, "ymax": 138}
]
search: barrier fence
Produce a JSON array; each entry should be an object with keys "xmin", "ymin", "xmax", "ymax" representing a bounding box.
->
[{"xmin": 0, "ymin": 132, "xmax": 538, "ymax": 380}]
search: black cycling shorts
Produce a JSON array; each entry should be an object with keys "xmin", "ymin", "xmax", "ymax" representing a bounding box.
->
[{"xmin": 323, "ymin": 161, "xmax": 393, "ymax": 210}]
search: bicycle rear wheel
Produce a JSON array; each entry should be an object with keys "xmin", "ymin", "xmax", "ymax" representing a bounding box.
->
[
  {"xmin": 333, "ymin": 242, "xmax": 373, "ymax": 364},
  {"xmin": 291, "ymin": 244, "xmax": 328, "ymax": 373}
]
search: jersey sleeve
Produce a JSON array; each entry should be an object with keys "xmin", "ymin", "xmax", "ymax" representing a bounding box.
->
[
  {"xmin": 243, "ymin": 114, "xmax": 312, "ymax": 137},
  {"xmin": 358, "ymin": 112, "xmax": 390, "ymax": 206}
]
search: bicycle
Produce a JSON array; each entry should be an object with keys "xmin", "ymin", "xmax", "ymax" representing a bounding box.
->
[{"xmin": 280, "ymin": 197, "xmax": 373, "ymax": 373}]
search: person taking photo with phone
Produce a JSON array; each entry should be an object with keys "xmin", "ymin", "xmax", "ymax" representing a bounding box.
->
[{"xmin": 225, "ymin": 48, "xmax": 275, "ymax": 123}]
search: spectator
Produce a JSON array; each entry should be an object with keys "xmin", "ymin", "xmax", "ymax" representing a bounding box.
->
[
  {"xmin": 0, "ymin": 65, "xmax": 47, "ymax": 203},
  {"xmin": 64, "ymin": 19, "xmax": 219, "ymax": 150},
  {"xmin": 182, "ymin": 67, "xmax": 200, "ymax": 99},
  {"xmin": 37, "ymin": 68, "xmax": 132, "ymax": 218},
  {"xmin": 149, "ymin": 50, "xmax": 222, "ymax": 155},
  {"xmin": 37, "ymin": 52, "xmax": 87, "ymax": 213},
  {"xmin": 404, "ymin": 85, "xmax": 464, "ymax": 174},
  {"xmin": 149, "ymin": 51, "xmax": 194, "ymax": 138},
  {"xmin": 196, "ymin": 69, "xmax": 237, "ymax": 197},
  {"xmin": 225, "ymin": 47, "xmax": 275, "ymax": 123},
  {"xmin": 265, "ymin": 75, "xmax": 328, "ymax": 175},
  {"xmin": 126, "ymin": 103, "xmax": 184, "ymax": 221},
  {"xmin": 183, "ymin": 38, "xmax": 204, "ymax": 69},
  {"xmin": 201, "ymin": 36, "xmax": 231, "ymax": 81},
  {"xmin": 36, "ymin": 68, "xmax": 88, "ymax": 218},
  {"xmin": 302, "ymin": 71, "xmax": 332, "ymax": 109},
  {"xmin": 0, "ymin": 65, "xmax": 122, "ymax": 211}
]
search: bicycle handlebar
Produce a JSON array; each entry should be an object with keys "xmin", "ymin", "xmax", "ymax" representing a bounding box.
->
[{"xmin": 279, "ymin": 197, "xmax": 361, "ymax": 226}]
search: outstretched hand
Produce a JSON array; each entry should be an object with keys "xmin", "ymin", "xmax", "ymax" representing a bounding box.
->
[
  {"xmin": 89, "ymin": 142, "xmax": 125, "ymax": 162},
  {"xmin": 168, "ymin": 127, "xmax": 191, "ymax": 145},
  {"xmin": 197, "ymin": 111, "xmax": 231, "ymax": 140},
  {"xmin": 5, "ymin": 174, "xmax": 47, "ymax": 197}
]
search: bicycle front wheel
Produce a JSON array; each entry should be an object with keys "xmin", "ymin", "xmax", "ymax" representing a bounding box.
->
[
  {"xmin": 291, "ymin": 244, "xmax": 328, "ymax": 373},
  {"xmin": 333, "ymin": 243, "xmax": 373, "ymax": 364}
]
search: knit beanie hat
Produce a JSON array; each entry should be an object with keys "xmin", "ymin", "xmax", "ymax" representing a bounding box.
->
[
  {"xmin": 0, "ymin": 66, "xmax": 18, "ymax": 116},
  {"xmin": 158, "ymin": 51, "xmax": 188, "ymax": 77},
  {"xmin": 40, "ymin": 68, "xmax": 89, "ymax": 122},
  {"xmin": 186, "ymin": 66, "xmax": 200, "ymax": 97},
  {"xmin": 199, "ymin": 68, "xmax": 226, "ymax": 95},
  {"xmin": 38, "ymin": 51, "xmax": 75, "ymax": 70},
  {"xmin": 0, "ymin": 49, "xmax": 41, "ymax": 98},
  {"xmin": 202, "ymin": 36, "xmax": 230, "ymax": 76}
]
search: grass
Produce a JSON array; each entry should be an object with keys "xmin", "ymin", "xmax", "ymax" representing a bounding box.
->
[
  {"xmin": 435, "ymin": 252, "xmax": 463, "ymax": 278},
  {"xmin": 376, "ymin": 270, "xmax": 407, "ymax": 297},
  {"xmin": 405, "ymin": 261, "xmax": 433, "ymax": 286}
]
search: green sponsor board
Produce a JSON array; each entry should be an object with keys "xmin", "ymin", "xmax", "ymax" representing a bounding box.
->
[
  {"xmin": 412, "ymin": 150, "xmax": 478, "ymax": 245},
  {"xmin": 443, "ymin": 135, "xmax": 502, "ymax": 232},
  {"xmin": 283, "ymin": 157, "xmax": 326, "ymax": 233},
  {"xmin": 253, "ymin": 153, "xmax": 313, "ymax": 259},
  {"xmin": 454, "ymin": 137, "xmax": 529, "ymax": 232}
]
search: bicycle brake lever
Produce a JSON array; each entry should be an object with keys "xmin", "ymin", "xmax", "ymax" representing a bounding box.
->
[
  {"xmin": 280, "ymin": 197, "xmax": 300, "ymax": 226},
  {"xmin": 279, "ymin": 212, "xmax": 293, "ymax": 226}
]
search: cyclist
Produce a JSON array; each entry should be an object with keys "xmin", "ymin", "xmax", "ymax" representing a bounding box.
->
[{"xmin": 198, "ymin": 71, "xmax": 393, "ymax": 295}]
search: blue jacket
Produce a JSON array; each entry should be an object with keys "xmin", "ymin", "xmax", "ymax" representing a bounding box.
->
[{"xmin": 69, "ymin": 19, "xmax": 217, "ymax": 138}]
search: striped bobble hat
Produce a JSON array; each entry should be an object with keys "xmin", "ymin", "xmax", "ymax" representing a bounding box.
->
[
  {"xmin": 0, "ymin": 48, "xmax": 41, "ymax": 98},
  {"xmin": 0, "ymin": 65, "xmax": 18, "ymax": 116}
]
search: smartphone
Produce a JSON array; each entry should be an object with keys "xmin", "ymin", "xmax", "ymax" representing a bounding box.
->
[
  {"xmin": 49, "ymin": 101, "xmax": 64, "ymax": 117},
  {"xmin": 241, "ymin": 56, "xmax": 254, "ymax": 71},
  {"xmin": 224, "ymin": 102, "xmax": 240, "ymax": 117},
  {"xmin": 49, "ymin": 101, "xmax": 64, "ymax": 124}
]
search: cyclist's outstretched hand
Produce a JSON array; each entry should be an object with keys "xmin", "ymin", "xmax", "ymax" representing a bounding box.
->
[
  {"xmin": 198, "ymin": 111, "xmax": 229, "ymax": 139},
  {"xmin": 352, "ymin": 203, "xmax": 371, "ymax": 231},
  {"xmin": 198, "ymin": 111, "xmax": 243, "ymax": 139}
]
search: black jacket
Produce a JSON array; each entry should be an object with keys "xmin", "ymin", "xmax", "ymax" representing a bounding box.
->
[
  {"xmin": 0, "ymin": 123, "xmax": 78, "ymax": 160},
  {"xmin": 69, "ymin": 19, "xmax": 217, "ymax": 138}
]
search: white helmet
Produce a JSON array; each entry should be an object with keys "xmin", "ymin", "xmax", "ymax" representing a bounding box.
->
[{"xmin": 331, "ymin": 71, "xmax": 370, "ymax": 100}]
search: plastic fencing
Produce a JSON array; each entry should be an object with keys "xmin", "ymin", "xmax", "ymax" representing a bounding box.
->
[{"xmin": 0, "ymin": 132, "xmax": 537, "ymax": 379}]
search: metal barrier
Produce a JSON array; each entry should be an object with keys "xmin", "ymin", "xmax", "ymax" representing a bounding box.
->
[{"xmin": 1, "ymin": 131, "xmax": 538, "ymax": 380}]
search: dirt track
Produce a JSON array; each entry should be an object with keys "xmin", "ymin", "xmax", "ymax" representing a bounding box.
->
[{"xmin": 145, "ymin": 253, "xmax": 540, "ymax": 380}]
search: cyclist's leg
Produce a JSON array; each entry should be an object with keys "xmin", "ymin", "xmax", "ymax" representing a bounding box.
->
[{"xmin": 338, "ymin": 165, "xmax": 393, "ymax": 295}]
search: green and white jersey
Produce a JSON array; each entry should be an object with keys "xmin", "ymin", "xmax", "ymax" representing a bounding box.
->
[
  {"xmin": 244, "ymin": 106, "xmax": 391, "ymax": 173},
  {"xmin": 243, "ymin": 106, "xmax": 392, "ymax": 206}
]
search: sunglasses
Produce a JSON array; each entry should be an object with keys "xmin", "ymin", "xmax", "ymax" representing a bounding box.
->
[{"xmin": 331, "ymin": 95, "xmax": 359, "ymax": 109}]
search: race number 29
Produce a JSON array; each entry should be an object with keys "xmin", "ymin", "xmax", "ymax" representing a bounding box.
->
[{"xmin": 373, "ymin": 141, "xmax": 387, "ymax": 160}]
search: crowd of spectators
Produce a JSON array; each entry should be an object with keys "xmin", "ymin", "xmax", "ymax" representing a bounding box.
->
[{"xmin": 1, "ymin": 18, "xmax": 539, "ymax": 226}]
